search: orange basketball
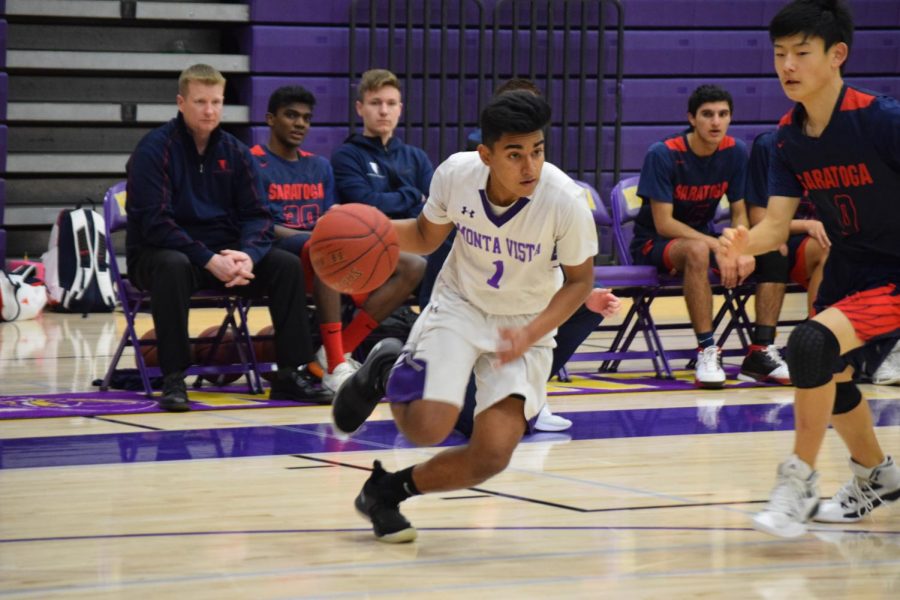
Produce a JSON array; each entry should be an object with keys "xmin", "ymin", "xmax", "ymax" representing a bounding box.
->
[
  {"xmin": 193, "ymin": 326, "xmax": 241, "ymax": 385},
  {"xmin": 140, "ymin": 329, "xmax": 159, "ymax": 367},
  {"xmin": 253, "ymin": 325, "xmax": 278, "ymax": 382},
  {"xmin": 308, "ymin": 203, "xmax": 399, "ymax": 294}
]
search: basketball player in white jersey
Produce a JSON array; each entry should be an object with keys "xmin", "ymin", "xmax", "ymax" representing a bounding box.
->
[{"xmin": 331, "ymin": 91, "xmax": 610, "ymax": 542}]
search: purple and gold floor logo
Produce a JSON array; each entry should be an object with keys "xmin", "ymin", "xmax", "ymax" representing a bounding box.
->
[{"xmin": 0, "ymin": 393, "xmax": 159, "ymax": 418}]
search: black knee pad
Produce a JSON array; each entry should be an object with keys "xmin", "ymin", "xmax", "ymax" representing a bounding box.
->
[
  {"xmin": 833, "ymin": 382, "xmax": 862, "ymax": 415},
  {"xmin": 786, "ymin": 320, "xmax": 841, "ymax": 388},
  {"xmin": 754, "ymin": 250, "xmax": 790, "ymax": 283}
]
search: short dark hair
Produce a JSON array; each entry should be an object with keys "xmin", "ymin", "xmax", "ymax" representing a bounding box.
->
[
  {"xmin": 267, "ymin": 85, "xmax": 317, "ymax": 116},
  {"xmin": 480, "ymin": 91, "xmax": 551, "ymax": 148},
  {"xmin": 687, "ymin": 84, "xmax": 734, "ymax": 116},
  {"xmin": 495, "ymin": 78, "xmax": 542, "ymax": 97},
  {"xmin": 769, "ymin": 0, "xmax": 853, "ymax": 62}
]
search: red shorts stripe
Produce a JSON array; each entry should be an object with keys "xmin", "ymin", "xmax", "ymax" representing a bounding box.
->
[{"xmin": 833, "ymin": 284, "xmax": 900, "ymax": 342}]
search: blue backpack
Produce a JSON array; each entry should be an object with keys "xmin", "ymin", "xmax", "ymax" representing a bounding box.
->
[{"xmin": 42, "ymin": 207, "xmax": 117, "ymax": 314}]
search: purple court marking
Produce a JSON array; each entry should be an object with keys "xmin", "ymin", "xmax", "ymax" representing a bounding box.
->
[
  {"xmin": 0, "ymin": 390, "xmax": 313, "ymax": 419},
  {"xmin": 0, "ymin": 367, "xmax": 769, "ymax": 420},
  {"xmin": 1, "ymin": 400, "xmax": 897, "ymax": 470},
  {"xmin": 550, "ymin": 365, "xmax": 774, "ymax": 396}
]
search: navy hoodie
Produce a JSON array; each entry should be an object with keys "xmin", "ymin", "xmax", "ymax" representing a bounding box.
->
[
  {"xmin": 330, "ymin": 133, "xmax": 434, "ymax": 219},
  {"xmin": 125, "ymin": 113, "xmax": 273, "ymax": 271}
]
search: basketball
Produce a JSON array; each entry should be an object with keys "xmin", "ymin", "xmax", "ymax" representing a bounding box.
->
[
  {"xmin": 193, "ymin": 326, "xmax": 241, "ymax": 385},
  {"xmin": 253, "ymin": 325, "xmax": 278, "ymax": 382},
  {"xmin": 308, "ymin": 203, "xmax": 399, "ymax": 294},
  {"xmin": 140, "ymin": 329, "xmax": 159, "ymax": 367}
]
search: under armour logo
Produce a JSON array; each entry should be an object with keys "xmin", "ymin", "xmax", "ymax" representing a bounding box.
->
[{"xmin": 461, "ymin": 206, "xmax": 475, "ymax": 218}]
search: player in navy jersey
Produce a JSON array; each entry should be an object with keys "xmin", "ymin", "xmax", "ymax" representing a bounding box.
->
[
  {"xmin": 719, "ymin": 0, "xmax": 900, "ymax": 538},
  {"xmin": 632, "ymin": 84, "xmax": 755, "ymax": 388},
  {"xmin": 738, "ymin": 130, "xmax": 830, "ymax": 384},
  {"xmin": 253, "ymin": 85, "xmax": 425, "ymax": 394}
]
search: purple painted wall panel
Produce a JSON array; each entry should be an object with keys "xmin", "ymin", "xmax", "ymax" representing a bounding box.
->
[
  {"xmin": 247, "ymin": 1, "xmax": 899, "ymax": 28},
  {"xmin": 243, "ymin": 26, "xmax": 897, "ymax": 77},
  {"xmin": 0, "ymin": 126, "xmax": 6, "ymax": 175}
]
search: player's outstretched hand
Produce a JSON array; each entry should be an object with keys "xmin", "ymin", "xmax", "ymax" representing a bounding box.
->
[{"xmin": 586, "ymin": 288, "xmax": 621, "ymax": 317}]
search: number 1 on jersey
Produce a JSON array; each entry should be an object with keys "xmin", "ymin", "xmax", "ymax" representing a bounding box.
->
[{"xmin": 486, "ymin": 260, "xmax": 504, "ymax": 289}]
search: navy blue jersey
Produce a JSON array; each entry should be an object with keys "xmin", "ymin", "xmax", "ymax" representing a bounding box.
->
[
  {"xmin": 634, "ymin": 132, "xmax": 748, "ymax": 242},
  {"xmin": 747, "ymin": 130, "xmax": 815, "ymax": 220},
  {"xmin": 769, "ymin": 85, "xmax": 900, "ymax": 265},
  {"xmin": 251, "ymin": 144, "xmax": 335, "ymax": 231}
]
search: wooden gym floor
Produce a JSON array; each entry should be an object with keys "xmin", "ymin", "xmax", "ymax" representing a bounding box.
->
[{"xmin": 0, "ymin": 296, "xmax": 898, "ymax": 599}]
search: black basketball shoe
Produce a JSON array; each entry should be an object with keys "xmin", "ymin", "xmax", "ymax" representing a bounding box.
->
[
  {"xmin": 332, "ymin": 338, "xmax": 403, "ymax": 436},
  {"xmin": 738, "ymin": 344, "xmax": 791, "ymax": 385},
  {"xmin": 354, "ymin": 460, "xmax": 417, "ymax": 543}
]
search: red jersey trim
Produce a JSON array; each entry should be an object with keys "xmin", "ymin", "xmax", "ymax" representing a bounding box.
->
[
  {"xmin": 840, "ymin": 88, "xmax": 876, "ymax": 112},
  {"xmin": 664, "ymin": 137, "xmax": 688, "ymax": 152}
]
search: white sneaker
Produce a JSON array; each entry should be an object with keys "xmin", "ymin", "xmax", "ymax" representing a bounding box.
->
[
  {"xmin": 814, "ymin": 456, "xmax": 900, "ymax": 523},
  {"xmin": 313, "ymin": 345, "xmax": 361, "ymax": 378},
  {"xmin": 872, "ymin": 341, "xmax": 900, "ymax": 385},
  {"xmin": 753, "ymin": 455, "xmax": 820, "ymax": 538},
  {"xmin": 534, "ymin": 405, "xmax": 572, "ymax": 432},
  {"xmin": 695, "ymin": 346, "xmax": 726, "ymax": 389},
  {"xmin": 322, "ymin": 360, "xmax": 359, "ymax": 394}
]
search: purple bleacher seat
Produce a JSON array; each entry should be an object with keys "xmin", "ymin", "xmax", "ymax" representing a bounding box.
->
[
  {"xmin": 0, "ymin": 73, "xmax": 7, "ymax": 122},
  {"xmin": 239, "ymin": 76, "xmax": 483, "ymax": 124},
  {"xmin": 241, "ymin": 25, "xmax": 895, "ymax": 78},
  {"xmin": 249, "ymin": 1, "xmax": 898, "ymax": 29},
  {"xmin": 249, "ymin": 0, "xmax": 486, "ymax": 26}
]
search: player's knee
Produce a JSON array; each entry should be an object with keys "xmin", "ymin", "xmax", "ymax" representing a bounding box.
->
[
  {"xmin": 833, "ymin": 382, "xmax": 862, "ymax": 415},
  {"xmin": 755, "ymin": 251, "xmax": 789, "ymax": 283},
  {"xmin": 682, "ymin": 239, "xmax": 710, "ymax": 265},
  {"xmin": 786, "ymin": 320, "xmax": 841, "ymax": 388}
]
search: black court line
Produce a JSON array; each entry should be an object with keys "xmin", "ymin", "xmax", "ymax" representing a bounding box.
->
[
  {"xmin": 290, "ymin": 454, "xmax": 768, "ymax": 515},
  {"xmin": 441, "ymin": 495, "xmax": 493, "ymax": 500},
  {"xmin": 89, "ymin": 416, "xmax": 164, "ymax": 431}
]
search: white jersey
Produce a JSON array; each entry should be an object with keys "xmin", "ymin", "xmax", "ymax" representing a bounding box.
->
[{"xmin": 423, "ymin": 151, "xmax": 598, "ymax": 316}]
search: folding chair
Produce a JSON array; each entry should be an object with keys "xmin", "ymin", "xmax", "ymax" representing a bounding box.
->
[
  {"xmin": 98, "ymin": 181, "xmax": 264, "ymax": 397},
  {"xmin": 565, "ymin": 179, "xmax": 674, "ymax": 379},
  {"xmin": 608, "ymin": 176, "xmax": 753, "ymax": 370}
]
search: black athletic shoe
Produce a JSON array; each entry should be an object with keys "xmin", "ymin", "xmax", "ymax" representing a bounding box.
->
[
  {"xmin": 159, "ymin": 371, "xmax": 190, "ymax": 412},
  {"xmin": 738, "ymin": 344, "xmax": 791, "ymax": 385},
  {"xmin": 354, "ymin": 460, "xmax": 417, "ymax": 543},
  {"xmin": 332, "ymin": 338, "xmax": 403, "ymax": 435},
  {"xmin": 269, "ymin": 365, "xmax": 333, "ymax": 404}
]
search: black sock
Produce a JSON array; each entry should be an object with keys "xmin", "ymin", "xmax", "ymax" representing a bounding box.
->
[
  {"xmin": 753, "ymin": 325, "xmax": 776, "ymax": 346},
  {"xmin": 696, "ymin": 331, "xmax": 715, "ymax": 349},
  {"xmin": 379, "ymin": 466, "xmax": 421, "ymax": 505}
]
